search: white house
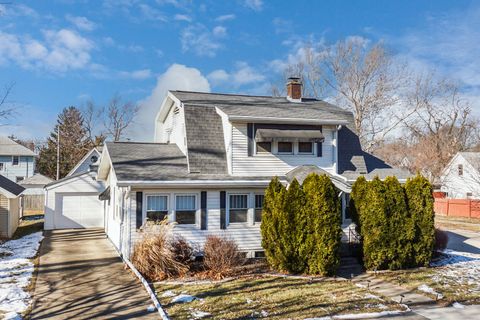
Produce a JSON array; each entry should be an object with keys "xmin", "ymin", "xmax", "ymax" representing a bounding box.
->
[
  {"xmin": 0, "ymin": 136, "xmax": 36, "ymax": 183},
  {"xmin": 0, "ymin": 175, "xmax": 25, "ymax": 238},
  {"xmin": 440, "ymin": 152, "xmax": 480, "ymax": 199},
  {"xmin": 67, "ymin": 147, "xmax": 102, "ymax": 176},
  {"xmin": 97, "ymin": 79, "xmax": 410, "ymax": 258}
]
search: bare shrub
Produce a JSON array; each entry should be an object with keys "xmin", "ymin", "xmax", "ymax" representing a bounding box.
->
[
  {"xmin": 434, "ymin": 228, "xmax": 449, "ymax": 252},
  {"xmin": 172, "ymin": 235, "xmax": 195, "ymax": 266},
  {"xmin": 203, "ymin": 235, "xmax": 244, "ymax": 279},
  {"xmin": 131, "ymin": 222, "xmax": 189, "ymax": 281}
]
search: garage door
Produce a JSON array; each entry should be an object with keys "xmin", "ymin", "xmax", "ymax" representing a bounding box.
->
[{"xmin": 55, "ymin": 194, "xmax": 103, "ymax": 229}]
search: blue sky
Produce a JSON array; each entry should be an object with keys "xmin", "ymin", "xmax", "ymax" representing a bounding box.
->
[{"xmin": 0, "ymin": 0, "xmax": 479, "ymax": 140}]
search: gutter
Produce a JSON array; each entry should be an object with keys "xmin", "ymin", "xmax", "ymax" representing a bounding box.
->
[
  {"xmin": 227, "ymin": 115, "xmax": 349, "ymax": 125},
  {"xmin": 116, "ymin": 179, "xmax": 282, "ymax": 188}
]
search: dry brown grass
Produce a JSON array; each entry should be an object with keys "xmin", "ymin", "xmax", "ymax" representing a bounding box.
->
[
  {"xmin": 131, "ymin": 223, "xmax": 191, "ymax": 281},
  {"xmin": 203, "ymin": 235, "xmax": 244, "ymax": 279}
]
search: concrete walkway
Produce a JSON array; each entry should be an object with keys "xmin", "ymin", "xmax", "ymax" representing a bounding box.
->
[{"xmin": 30, "ymin": 229, "xmax": 158, "ymax": 319}]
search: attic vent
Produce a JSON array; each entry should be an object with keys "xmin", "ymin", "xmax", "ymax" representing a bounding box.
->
[{"xmin": 173, "ymin": 106, "xmax": 180, "ymax": 115}]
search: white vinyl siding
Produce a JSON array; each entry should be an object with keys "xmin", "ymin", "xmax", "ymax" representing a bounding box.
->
[
  {"xmin": 231, "ymin": 122, "xmax": 336, "ymax": 176},
  {"xmin": 441, "ymin": 154, "xmax": 480, "ymax": 199},
  {"xmin": 156, "ymin": 104, "xmax": 187, "ymax": 155},
  {"xmin": 0, "ymin": 156, "xmax": 35, "ymax": 182}
]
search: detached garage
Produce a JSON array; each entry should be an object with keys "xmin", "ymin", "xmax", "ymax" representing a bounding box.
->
[{"xmin": 44, "ymin": 171, "xmax": 105, "ymax": 230}]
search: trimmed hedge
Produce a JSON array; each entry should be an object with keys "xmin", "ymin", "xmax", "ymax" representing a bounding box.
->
[
  {"xmin": 261, "ymin": 173, "xmax": 341, "ymax": 275},
  {"xmin": 350, "ymin": 174, "xmax": 435, "ymax": 270}
]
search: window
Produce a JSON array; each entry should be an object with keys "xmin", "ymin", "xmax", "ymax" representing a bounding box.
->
[
  {"xmin": 146, "ymin": 195, "xmax": 168, "ymax": 222},
  {"xmin": 467, "ymin": 192, "xmax": 473, "ymax": 198},
  {"xmin": 12, "ymin": 156, "xmax": 19, "ymax": 166},
  {"xmin": 91, "ymin": 155, "xmax": 98, "ymax": 163},
  {"xmin": 229, "ymin": 194, "xmax": 248, "ymax": 223},
  {"xmin": 298, "ymin": 142, "xmax": 313, "ymax": 154},
  {"xmin": 175, "ymin": 194, "xmax": 196, "ymax": 224},
  {"xmin": 458, "ymin": 164, "xmax": 464, "ymax": 176},
  {"xmin": 277, "ymin": 141, "xmax": 293, "ymax": 154},
  {"xmin": 256, "ymin": 141, "xmax": 271, "ymax": 153},
  {"xmin": 254, "ymin": 194, "xmax": 264, "ymax": 223},
  {"xmin": 16, "ymin": 176, "xmax": 24, "ymax": 183},
  {"xmin": 0, "ymin": 163, "xmax": 4, "ymax": 171}
]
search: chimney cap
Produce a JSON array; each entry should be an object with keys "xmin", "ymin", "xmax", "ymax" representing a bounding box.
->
[{"xmin": 287, "ymin": 76, "xmax": 301, "ymax": 82}]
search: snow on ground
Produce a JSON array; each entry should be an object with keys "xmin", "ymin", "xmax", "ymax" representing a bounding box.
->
[
  {"xmin": 306, "ymin": 309, "xmax": 407, "ymax": 320},
  {"xmin": 0, "ymin": 232, "xmax": 43, "ymax": 320},
  {"xmin": 429, "ymin": 250, "xmax": 480, "ymax": 294},
  {"xmin": 417, "ymin": 284, "xmax": 444, "ymax": 299},
  {"xmin": 171, "ymin": 293, "xmax": 196, "ymax": 303}
]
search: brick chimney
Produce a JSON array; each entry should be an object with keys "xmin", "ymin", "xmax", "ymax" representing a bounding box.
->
[{"xmin": 286, "ymin": 77, "xmax": 302, "ymax": 102}]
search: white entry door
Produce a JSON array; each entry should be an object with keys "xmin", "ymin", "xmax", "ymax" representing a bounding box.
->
[{"xmin": 55, "ymin": 194, "xmax": 103, "ymax": 229}]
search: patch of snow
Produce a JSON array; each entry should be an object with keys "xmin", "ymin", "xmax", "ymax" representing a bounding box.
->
[
  {"xmin": 147, "ymin": 304, "xmax": 156, "ymax": 312},
  {"xmin": 418, "ymin": 284, "xmax": 444, "ymax": 299},
  {"xmin": 161, "ymin": 290, "xmax": 177, "ymax": 298},
  {"xmin": 191, "ymin": 309, "xmax": 211, "ymax": 319},
  {"xmin": 452, "ymin": 302, "xmax": 465, "ymax": 309},
  {"xmin": 171, "ymin": 294, "xmax": 196, "ymax": 303},
  {"xmin": 364, "ymin": 293, "xmax": 382, "ymax": 301},
  {"xmin": 260, "ymin": 310, "xmax": 269, "ymax": 317},
  {"xmin": 0, "ymin": 232, "xmax": 43, "ymax": 319},
  {"xmin": 246, "ymin": 298, "xmax": 253, "ymax": 304},
  {"xmin": 354, "ymin": 283, "xmax": 366, "ymax": 288}
]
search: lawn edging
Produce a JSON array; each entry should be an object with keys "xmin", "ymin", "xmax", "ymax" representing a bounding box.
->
[{"xmin": 123, "ymin": 257, "xmax": 170, "ymax": 320}]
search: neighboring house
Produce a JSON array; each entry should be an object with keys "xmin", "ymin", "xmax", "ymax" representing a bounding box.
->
[
  {"xmin": 440, "ymin": 152, "xmax": 480, "ymax": 199},
  {"xmin": 0, "ymin": 136, "xmax": 36, "ymax": 183},
  {"xmin": 19, "ymin": 174, "xmax": 53, "ymax": 215},
  {"xmin": 97, "ymin": 78, "xmax": 410, "ymax": 258},
  {"xmin": 67, "ymin": 147, "xmax": 102, "ymax": 176},
  {"xmin": 44, "ymin": 147, "xmax": 105, "ymax": 230},
  {"xmin": 0, "ymin": 175, "xmax": 25, "ymax": 238}
]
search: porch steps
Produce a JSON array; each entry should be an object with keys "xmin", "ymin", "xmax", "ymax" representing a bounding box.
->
[{"xmin": 337, "ymin": 256, "xmax": 364, "ymax": 278}]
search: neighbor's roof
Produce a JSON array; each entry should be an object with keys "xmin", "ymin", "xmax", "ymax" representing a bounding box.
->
[
  {"xmin": 105, "ymin": 142, "xmax": 272, "ymax": 182},
  {"xmin": 19, "ymin": 173, "xmax": 53, "ymax": 186},
  {"xmin": 0, "ymin": 136, "xmax": 36, "ymax": 156},
  {"xmin": 0, "ymin": 174, "xmax": 25, "ymax": 197},
  {"xmin": 170, "ymin": 91, "xmax": 353, "ymax": 124},
  {"xmin": 459, "ymin": 152, "xmax": 480, "ymax": 167}
]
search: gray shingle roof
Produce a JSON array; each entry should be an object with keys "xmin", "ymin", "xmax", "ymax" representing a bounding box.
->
[
  {"xmin": 171, "ymin": 91, "xmax": 353, "ymax": 124},
  {"xmin": 0, "ymin": 136, "xmax": 36, "ymax": 156},
  {"xmin": 0, "ymin": 174, "xmax": 25, "ymax": 196},
  {"xmin": 184, "ymin": 105, "xmax": 228, "ymax": 174},
  {"xmin": 19, "ymin": 173, "xmax": 53, "ymax": 186}
]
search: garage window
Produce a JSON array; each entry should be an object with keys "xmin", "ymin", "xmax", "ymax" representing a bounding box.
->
[
  {"xmin": 146, "ymin": 195, "xmax": 168, "ymax": 222},
  {"xmin": 175, "ymin": 194, "xmax": 197, "ymax": 225}
]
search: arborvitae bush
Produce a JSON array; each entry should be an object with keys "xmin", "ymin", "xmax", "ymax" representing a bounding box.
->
[
  {"xmin": 261, "ymin": 177, "xmax": 287, "ymax": 270},
  {"xmin": 303, "ymin": 173, "xmax": 342, "ymax": 276},
  {"xmin": 349, "ymin": 176, "xmax": 368, "ymax": 233},
  {"xmin": 404, "ymin": 174, "xmax": 435, "ymax": 267}
]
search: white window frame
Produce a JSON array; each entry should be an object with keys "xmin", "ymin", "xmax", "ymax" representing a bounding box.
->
[
  {"xmin": 255, "ymin": 141, "xmax": 272, "ymax": 154},
  {"xmin": 12, "ymin": 155, "xmax": 19, "ymax": 166},
  {"xmin": 254, "ymin": 193, "xmax": 264, "ymax": 224},
  {"xmin": 276, "ymin": 141, "xmax": 294, "ymax": 155},
  {"xmin": 174, "ymin": 193, "xmax": 199, "ymax": 226},
  {"xmin": 144, "ymin": 193, "xmax": 169, "ymax": 223},
  {"xmin": 227, "ymin": 193, "xmax": 249, "ymax": 225},
  {"xmin": 297, "ymin": 141, "xmax": 314, "ymax": 155}
]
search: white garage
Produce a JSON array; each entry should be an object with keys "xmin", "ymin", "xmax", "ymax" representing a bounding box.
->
[{"xmin": 44, "ymin": 171, "xmax": 105, "ymax": 230}]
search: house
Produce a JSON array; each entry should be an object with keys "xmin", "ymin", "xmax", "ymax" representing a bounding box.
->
[
  {"xmin": 97, "ymin": 78, "xmax": 410, "ymax": 258},
  {"xmin": 440, "ymin": 152, "xmax": 480, "ymax": 198},
  {"xmin": 0, "ymin": 175, "xmax": 25, "ymax": 238},
  {"xmin": 44, "ymin": 147, "xmax": 105, "ymax": 230},
  {"xmin": 19, "ymin": 173, "xmax": 53, "ymax": 215},
  {"xmin": 0, "ymin": 136, "xmax": 36, "ymax": 183}
]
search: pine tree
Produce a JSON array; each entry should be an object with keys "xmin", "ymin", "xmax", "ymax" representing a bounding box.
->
[
  {"xmin": 404, "ymin": 174, "xmax": 435, "ymax": 267},
  {"xmin": 37, "ymin": 107, "xmax": 94, "ymax": 179},
  {"xmin": 303, "ymin": 173, "xmax": 342, "ymax": 275},
  {"xmin": 261, "ymin": 177, "xmax": 286, "ymax": 270}
]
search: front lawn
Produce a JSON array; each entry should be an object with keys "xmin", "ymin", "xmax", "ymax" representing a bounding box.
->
[
  {"xmin": 155, "ymin": 276, "xmax": 408, "ymax": 319},
  {"xmin": 379, "ymin": 250, "xmax": 480, "ymax": 304}
]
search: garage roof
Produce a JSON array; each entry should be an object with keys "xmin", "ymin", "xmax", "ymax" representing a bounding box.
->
[{"xmin": 0, "ymin": 174, "xmax": 25, "ymax": 198}]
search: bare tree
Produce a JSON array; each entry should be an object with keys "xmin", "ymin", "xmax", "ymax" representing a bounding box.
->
[
  {"xmin": 0, "ymin": 82, "xmax": 17, "ymax": 124},
  {"xmin": 276, "ymin": 39, "xmax": 410, "ymax": 151},
  {"xmin": 82, "ymin": 100, "xmax": 106, "ymax": 145},
  {"xmin": 103, "ymin": 94, "xmax": 139, "ymax": 142}
]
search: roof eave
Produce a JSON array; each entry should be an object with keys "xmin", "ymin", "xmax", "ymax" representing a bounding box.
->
[
  {"xmin": 116, "ymin": 179, "xmax": 286, "ymax": 188},
  {"xmin": 227, "ymin": 115, "xmax": 349, "ymax": 125}
]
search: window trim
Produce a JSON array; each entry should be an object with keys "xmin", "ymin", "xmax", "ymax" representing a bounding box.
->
[
  {"xmin": 277, "ymin": 141, "xmax": 294, "ymax": 154},
  {"xmin": 144, "ymin": 193, "xmax": 169, "ymax": 223},
  {"xmin": 297, "ymin": 141, "xmax": 314, "ymax": 155},
  {"xmin": 254, "ymin": 193, "xmax": 264, "ymax": 224},
  {"xmin": 12, "ymin": 155, "xmax": 19, "ymax": 166},
  {"xmin": 174, "ymin": 193, "xmax": 199, "ymax": 226},
  {"xmin": 227, "ymin": 193, "xmax": 249, "ymax": 225}
]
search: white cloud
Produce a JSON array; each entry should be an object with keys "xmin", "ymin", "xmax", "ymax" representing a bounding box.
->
[
  {"xmin": 212, "ymin": 26, "xmax": 227, "ymax": 37},
  {"xmin": 215, "ymin": 14, "xmax": 236, "ymax": 22},
  {"xmin": 244, "ymin": 0, "xmax": 263, "ymax": 11},
  {"xmin": 138, "ymin": 3, "xmax": 167, "ymax": 22},
  {"xmin": 132, "ymin": 64, "xmax": 210, "ymax": 140},
  {"xmin": 208, "ymin": 62, "xmax": 265, "ymax": 87},
  {"xmin": 174, "ymin": 14, "xmax": 192, "ymax": 22},
  {"xmin": 0, "ymin": 3, "xmax": 38, "ymax": 19},
  {"xmin": 181, "ymin": 24, "xmax": 223, "ymax": 57},
  {"xmin": 66, "ymin": 15, "xmax": 97, "ymax": 31},
  {"xmin": 272, "ymin": 18, "xmax": 292, "ymax": 34},
  {"xmin": 0, "ymin": 29, "xmax": 94, "ymax": 73},
  {"xmin": 119, "ymin": 68, "xmax": 152, "ymax": 80}
]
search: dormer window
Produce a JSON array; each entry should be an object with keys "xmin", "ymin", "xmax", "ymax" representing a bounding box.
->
[
  {"xmin": 298, "ymin": 141, "xmax": 314, "ymax": 154},
  {"xmin": 256, "ymin": 141, "xmax": 271, "ymax": 153},
  {"xmin": 278, "ymin": 142, "xmax": 293, "ymax": 154}
]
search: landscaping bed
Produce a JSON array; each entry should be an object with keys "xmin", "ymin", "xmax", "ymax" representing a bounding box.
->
[
  {"xmin": 154, "ymin": 275, "xmax": 408, "ymax": 319},
  {"xmin": 378, "ymin": 250, "xmax": 480, "ymax": 305}
]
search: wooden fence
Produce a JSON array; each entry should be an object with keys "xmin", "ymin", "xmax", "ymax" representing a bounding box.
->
[
  {"xmin": 434, "ymin": 198, "xmax": 480, "ymax": 219},
  {"xmin": 22, "ymin": 195, "xmax": 44, "ymax": 214}
]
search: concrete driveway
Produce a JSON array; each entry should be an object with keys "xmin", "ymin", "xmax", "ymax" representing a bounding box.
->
[{"xmin": 30, "ymin": 229, "xmax": 158, "ymax": 319}]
